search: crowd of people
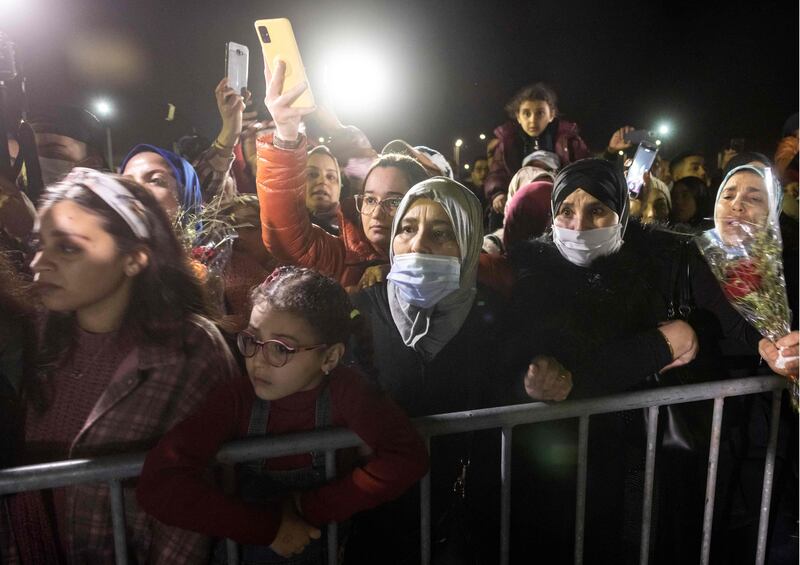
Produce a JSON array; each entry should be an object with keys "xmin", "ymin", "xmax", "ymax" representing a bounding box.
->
[{"xmin": 0, "ymin": 50, "xmax": 798, "ymax": 565}]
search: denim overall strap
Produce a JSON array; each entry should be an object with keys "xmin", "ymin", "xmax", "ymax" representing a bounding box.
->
[
  {"xmin": 244, "ymin": 382, "xmax": 332, "ymax": 474},
  {"xmin": 310, "ymin": 384, "xmax": 332, "ymax": 472},
  {"xmin": 244, "ymin": 397, "xmax": 271, "ymax": 474}
]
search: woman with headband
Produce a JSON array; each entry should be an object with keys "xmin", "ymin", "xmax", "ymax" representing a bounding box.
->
[{"xmin": 1, "ymin": 169, "xmax": 238, "ymax": 564}]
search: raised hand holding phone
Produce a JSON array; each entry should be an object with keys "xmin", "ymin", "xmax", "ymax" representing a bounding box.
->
[
  {"xmin": 215, "ymin": 78, "xmax": 252, "ymax": 148},
  {"xmin": 264, "ymin": 58, "xmax": 316, "ymax": 142}
]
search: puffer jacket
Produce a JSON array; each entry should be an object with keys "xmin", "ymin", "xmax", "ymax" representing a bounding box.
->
[
  {"xmin": 256, "ymin": 133, "xmax": 384, "ymax": 288},
  {"xmin": 484, "ymin": 118, "xmax": 590, "ymax": 202}
]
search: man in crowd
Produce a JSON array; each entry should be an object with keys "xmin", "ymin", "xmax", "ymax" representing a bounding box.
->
[{"xmin": 670, "ymin": 150, "xmax": 707, "ymax": 185}]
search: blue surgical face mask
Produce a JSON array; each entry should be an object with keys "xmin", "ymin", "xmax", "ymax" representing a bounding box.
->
[
  {"xmin": 552, "ymin": 224, "xmax": 623, "ymax": 267},
  {"xmin": 387, "ymin": 253, "xmax": 462, "ymax": 309}
]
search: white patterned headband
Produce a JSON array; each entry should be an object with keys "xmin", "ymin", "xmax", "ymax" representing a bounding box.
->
[{"xmin": 61, "ymin": 167, "xmax": 150, "ymax": 239}]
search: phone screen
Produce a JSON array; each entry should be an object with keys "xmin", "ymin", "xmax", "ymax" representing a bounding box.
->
[
  {"xmin": 226, "ymin": 42, "xmax": 249, "ymax": 95},
  {"xmin": 626, "ymin": 142, "xmax": 659, "ymax": 197}
]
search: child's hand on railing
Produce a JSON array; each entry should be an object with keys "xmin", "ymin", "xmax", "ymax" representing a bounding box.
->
[{"xmin": 269, "ymin": 496, "xmax": 321, "ymax": 557}]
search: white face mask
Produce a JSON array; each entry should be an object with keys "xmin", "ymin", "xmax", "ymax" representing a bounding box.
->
[
  {"xmin": 387, "ymin": 253, "xmax": 462, "ymax": 309},
  {"xmin": 39, "ymin": 157, "xmax": 77, "ymax": 186},
  {"xmin": 553, "ymin": 224, "xmax": 624, "ymax": 267}
]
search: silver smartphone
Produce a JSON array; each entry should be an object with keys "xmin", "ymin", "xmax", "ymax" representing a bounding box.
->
[
  {"xmin": 225, "ymin": 41, "xmax": 249, "ymax": 95},
  {"xmin": 626, "ymin": 142, "xmax": 659, "ymax": 197}
]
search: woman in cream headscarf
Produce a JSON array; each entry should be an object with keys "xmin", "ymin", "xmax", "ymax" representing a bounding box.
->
[
  {"xmin": 348, "ymin": 176, "xmax": 506, "ymax": 564},
  {"xmin": 352, "ymin": 176, "xmax": 497, "ymax": 416}
]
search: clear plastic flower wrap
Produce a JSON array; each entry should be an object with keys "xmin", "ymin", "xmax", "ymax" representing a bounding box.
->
[
  {"xmin": 696, "ymin": 166, "xmax": 796, "ymax": 407},
  {"xmin": 175, "ymin": 194, "xmax": 238, "ymax": 313}
]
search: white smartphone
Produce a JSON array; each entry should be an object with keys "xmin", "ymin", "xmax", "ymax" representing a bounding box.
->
[
  {"xmin": 225, "ymin": 41, "xmax": 249, "ymax": 95},
  {"xmin": 254, "ymin": 18, "xmax": 314, "ymax": 108},
  {"xmin": 626, "ymin": 142, "xmax": 659, "ymax": 197}
]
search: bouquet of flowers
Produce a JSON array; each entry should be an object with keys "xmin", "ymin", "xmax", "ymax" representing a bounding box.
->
[
  {"xmin": 697, "ymin": 166, "xmax": 796, "ymax": 407},
  {"xmin": 175, "ymin": 194, "xmax": 239, "ymax": 313}
]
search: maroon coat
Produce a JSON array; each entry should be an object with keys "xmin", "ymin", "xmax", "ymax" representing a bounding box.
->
[{"xmin": 484, "ymin": 119, "xmax": 590, "ymax": 201}]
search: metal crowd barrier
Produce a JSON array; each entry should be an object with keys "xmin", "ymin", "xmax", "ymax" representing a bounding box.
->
[{"xmin": 0, "ymin": 375, "xmax": 789, "ymax": 565}]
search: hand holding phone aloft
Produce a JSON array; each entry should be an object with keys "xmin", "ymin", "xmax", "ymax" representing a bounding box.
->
[{"xmin": 264, "ymin": 58, "xmax": 316, "ymax": 143}]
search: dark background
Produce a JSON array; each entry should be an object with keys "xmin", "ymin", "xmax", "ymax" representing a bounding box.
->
[{"xmin": 3, "ymin": 0, "xmax": 798, "ymax": 170}]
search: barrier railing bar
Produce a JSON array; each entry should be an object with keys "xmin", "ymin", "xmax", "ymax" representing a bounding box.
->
[
  {"xmin": 639, "ymin": 405, "xmax": 659, "ymax": 565},
  {"xmin": 1, "ymin": 377, "xmax": 786, "ymax": 496},
  {"xmin": 755, "ymin": 389, "xmax": 783, "ymax": 565},
  {"xmin": 700, "ymin": 397, "xmax": 725, "ymax": 565},
  {"xmin": 500, "ymin": 426, "xmax": 512, "ymax": 565},
  {"xmin": 420, "ymin": 437, "xmax": 431, "ymax": 565},
  {"xmin": 0, "ymin": 378, "xmax": 788, "ymax": 565},
  {"xmin": 108, "ymin": 479, "xmax": 129, "ymax": 565},
  {"xmin": 574, "ymin": 415, "xmax": 589, "ymax": 565},
  {"xmin": 410, "ymin": 377, "xmax": 786, "ymax": 438},
  {"xmin": 325, "ymin": 449, "xmax": 338, "ymax": 565},
  {"xmin": 225, "ymin": 538, "xmax": 239, "ymax": 565}
]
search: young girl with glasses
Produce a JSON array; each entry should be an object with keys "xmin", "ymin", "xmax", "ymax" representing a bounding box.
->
[{"xmin": 137, "ymin": 266, "xmax": 428, "ymax": 563}]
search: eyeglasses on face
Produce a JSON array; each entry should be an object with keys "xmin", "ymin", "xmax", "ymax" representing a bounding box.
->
[
  {"xmin": 354, "ymin": 194, "xmax": 403, "ymax": 216},
  {"xmin": 236, "ymin": 332, "xmax": 327, "ymax": 368}
]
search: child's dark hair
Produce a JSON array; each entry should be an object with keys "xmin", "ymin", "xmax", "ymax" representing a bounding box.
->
[
  {"xmin": 505, "ymin": 83, "xmax": 558, "ymax": 119},
  {"xmin": 250, "ymin": 266, "xmax": 353, "ymax": 346}
]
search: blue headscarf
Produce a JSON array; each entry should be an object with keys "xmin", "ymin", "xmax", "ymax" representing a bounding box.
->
[{"xmin": 121, "ymin": 144, "xmax": 203, "ymax": 216}]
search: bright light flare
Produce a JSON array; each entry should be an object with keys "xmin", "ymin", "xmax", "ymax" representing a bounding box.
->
[
  {"xmin": 655, "ymin": 139, "xmax": 662, "ymax": 146},
  {"xmin": 479, "ymin": 133, "xmax": 486, "ymax": 140},
  {"xmin": 323, "ymin": 47, "xmax": 391, "ymax": 115},
  {"xmin": 657, "ymin": 123, "xmax": 670, "ymax": 136},
  {"xmin": 93, "ymin": 98, "xmax": 114, "ymax": 118},
  {"xmin": 455, "ymin": 139, "xmax": 463, "ymax": 147},
  {"xmin": 464, "ymin": 164, "xmax": 470, "ymax": 170}
]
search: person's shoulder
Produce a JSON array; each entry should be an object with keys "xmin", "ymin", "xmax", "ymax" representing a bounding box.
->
[
  {"xmin": 494, "ymin": 121, "xmax": 519, "ymax": 142},
  {"xmin": 173, "ymin": 315, "xmax": 237, "ymax": 375},
  {"xmin": 555, "ymin": 117, "xmax": 582, "ymax": 137},
  {"xmin": 508, "ymin": 232, "xmax": 559, "ymax": 274},
  {"xmin": 351, "ymin": 282, "xmax": 389, "ymax": 315},
  {"xmin": 328, "ymin": 364, "xmax": 384, "ymax": 408},
  {"xmin": 624, "ymin": 219, "xmax": 689, "ymax": 251},
  {"xmin": 181, "ymin": 314, "xmax": 228, "ymax": 347}
]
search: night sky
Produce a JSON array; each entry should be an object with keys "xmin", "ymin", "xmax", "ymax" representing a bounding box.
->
[{"xmin": 3, "ymin": 0, "xmax": 797, "ymax": 169}]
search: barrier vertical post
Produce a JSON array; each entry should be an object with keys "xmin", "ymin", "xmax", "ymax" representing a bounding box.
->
[
  {"xmin": 108, "ymin": 480, "xmax": 129, "ymax": 565},
  {"xmin": 700, "ymin": 397, "xmax": 725, "ymax": 565},
  {"xmin": 639, "ymin": 406, "xmax": 659, "ymax": 565},
  {"xmin": 574, "ymin": 415, "xmax": 590, "ymax": 565},
  {"xmin": 755, "ymin": 390, "xmax": 782, "ymax": 565}
]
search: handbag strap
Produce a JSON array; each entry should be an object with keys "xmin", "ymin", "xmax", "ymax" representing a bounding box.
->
[
  {"xmin": 452, "ymin": 432, "xmax": 475, "ymax": 500},
  {"xmin": 668, "ymin": 239, "xmax": 694, "ymax": 320}
]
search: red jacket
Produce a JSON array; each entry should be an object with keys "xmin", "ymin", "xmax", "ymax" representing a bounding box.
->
[
  {"xmin": 137, "ymin": 368, "xmax": 429, "ymax": 545},
  {"xmin": 484, "ymin": 118, "xmax": 590, "ymax": 201},
  {"xmin": 257, "ymin": 134, "xmax": 384, "ymax": 288}
]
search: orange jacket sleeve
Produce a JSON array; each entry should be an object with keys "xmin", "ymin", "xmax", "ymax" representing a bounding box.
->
[{"xmin": 256, "ymin": 133, "xmax": 349, "ymax": 280}]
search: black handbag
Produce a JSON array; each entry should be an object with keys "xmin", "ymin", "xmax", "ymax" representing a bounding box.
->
[{"xmin": 647, "ymin": 239, "xmax": 701, "ymax": 452}]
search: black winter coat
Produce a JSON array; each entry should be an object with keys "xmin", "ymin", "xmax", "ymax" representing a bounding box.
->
[
  {"xmin": 503, "ymin": 220, "xmax": 762, "ymax": 401},
  {"xmin": 351, "ymin": 282, "xmax": 504, "ymax": 417}
]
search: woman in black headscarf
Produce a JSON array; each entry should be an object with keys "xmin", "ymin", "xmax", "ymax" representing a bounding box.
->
[{"xmin": 501, "ymin": 158, "xmax": 765, "ymax": 564}]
